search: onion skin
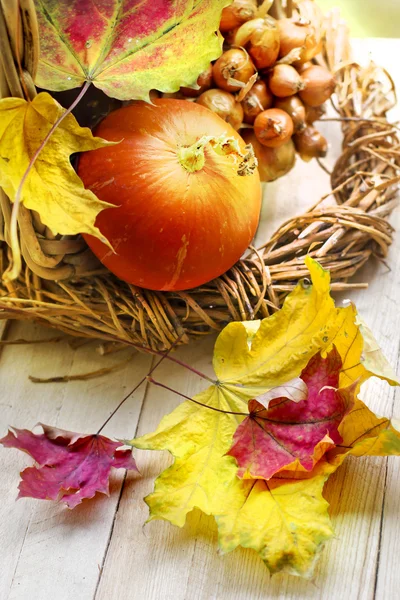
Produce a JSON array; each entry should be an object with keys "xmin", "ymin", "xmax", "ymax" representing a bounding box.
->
[
  {"xmin": 233, "ymin": 18, "xmax": 266, "ymax": 47},
  {"xmin": 274, "ymin": 95, "xmax": 306, "ymax": 132},
  {"xmin": 234, "ymin": 17, "xmax": 280, "ymax": 69},
  {"xmin": 296, "ymin": 61, "xmax": 313, "ymax": 74},
  {"xmin": 294, "ymin": 125, "xmax": 328, "ymax": 161},
  {"xmin": 197, "ymin": 89, "xmax": 244, "ymax": 130},
  {"xmin": 299, "ymin": 65, "xmax": 336, "ymax": 107},
  {"xmin": 242, "ymin": 130, "xmax": 295, "ymax": 182},
  {"xmin": 254, "ymin": 108, "xmax": 294, "ymax": 148},
  {"xmin": 277, "ymin": 18, "xmax": 320, "ymax": 63},
  {"xmin": 220, "ymin": 0, "xmax": 257, "ymax": 33},
  {"xmin": 213, "ymin": 48, "xmax": 256, "ymax": 93},
  {"xmin": 305, "ymin": 103, "xmax": 326, "ymax": 124},
  {"xmin": 78, "ymin": 100, "xmax": 261, "ymax": 291},
  {"xmin": 242, "ymin": 80, "xmax": 273, "ymax": 124},
  {"xmin": 269, "ymin": 64, "xmax": 305, "ymax": 98},
  {"xmin": 180, "ymin": 64, "xmax": 213, "ymax": 98}
]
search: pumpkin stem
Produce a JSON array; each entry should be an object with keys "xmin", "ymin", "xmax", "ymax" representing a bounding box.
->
[
  {"xmin": 178, "ymin": 134, "xmax": 258, "ymax": 176},
  {"xmin": 178, "ymin": 135, "xmax": 210, "ymax": 173}
]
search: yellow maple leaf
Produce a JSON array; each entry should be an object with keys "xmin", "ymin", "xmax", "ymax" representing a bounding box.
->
[
  {"xmin": 0, "ymin": 92, "xmax": 114, "ymax": 243},
  {"xmin": 212, "ymin": 259, "xmax": 394, "ymax": 399},
  {"xmin": 133, "ymin": 257, "xmax": 398, "ymax": 577},
  {"xmin": 329, "ymin": 398, "xmax": 400, "ymax": 466},
  {"xmin": 216, "ymin": 476, "xmax": 333, "ymax": 577}
]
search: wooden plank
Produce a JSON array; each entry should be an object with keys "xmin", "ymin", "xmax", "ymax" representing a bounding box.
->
[
  {"xmin": 96, "ymin": 38, "xmax": 400, "ymax": 600},
  {"xmin": 0, "ymin": 320, "xmax": 152, "ymax": 600},
  {"xmin": 353, "ymin": 38, "xmax": 400, "ymax": 600}
]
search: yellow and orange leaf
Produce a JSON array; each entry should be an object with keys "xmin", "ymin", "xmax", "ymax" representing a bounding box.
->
[{"xmin": 0, "ymin": 92, "xmax": 114, "ymax": 242}]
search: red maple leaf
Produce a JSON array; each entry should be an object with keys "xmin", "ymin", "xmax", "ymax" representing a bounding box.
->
[
  {"xmin": 227, "ymin": 347, "xmax": 355, "ymax": 479},
  {"xmin": 0, "ymin": 424, "xmax": 137, "ymax": 508}
]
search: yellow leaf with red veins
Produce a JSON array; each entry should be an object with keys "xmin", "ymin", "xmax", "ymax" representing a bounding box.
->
[
  {"xmin": 133, "ymin": 258, "xmax": 398, "ymax": 578},
  {"xmin": 0, "ymin": 92, "xmax": 114, "ymax": 242}
]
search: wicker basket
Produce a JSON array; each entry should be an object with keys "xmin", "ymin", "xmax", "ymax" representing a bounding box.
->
[{"xmin": 0, "ymin": 0, "xmax": 398, "ymax": 351}]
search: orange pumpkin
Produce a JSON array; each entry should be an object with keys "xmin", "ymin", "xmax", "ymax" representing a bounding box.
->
[{"xmin": 78, "ymin": 99, "xmax": 261, "ymax": 291}]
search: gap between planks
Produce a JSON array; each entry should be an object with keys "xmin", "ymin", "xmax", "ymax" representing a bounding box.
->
[{"xmin": 93, "ymin": 356, "xmax": 155, "ymax": 599}]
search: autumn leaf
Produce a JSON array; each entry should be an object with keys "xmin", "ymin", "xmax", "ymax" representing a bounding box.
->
[
  {"xmin": 216, "ymin": 476, "xmax": 334, "ymax": 577},
  {"xmin": 34, "ymin": 0, "xmax": 230, "ymax": 101},
  {"xmin": 228, "ymin": 348, "xmax": 355, "ymax": 480},
  {"xmin": 212, "ymin": 261, "xmax": 371, "ymax": 399},
  {"xmin": 325, "ymin": 398, "xmax": 400, "ymax": 471},
  {"xmin": 273, "ymin": 398, "xmax": 400, "ymax": 484},
  {"xmin": 0, "ymin": 424, "xmax": 137, "ymax": 508},
  {"xmin": 356, "ymin": 314, "xmax": 398, "ymax": 385},
  {"xmin": 0, "ymin": 92, "xmax": 114, "ymax": 243},
  {"xmin": 132, "ymin": 257, "xmax": 397, "ymax": 577}
]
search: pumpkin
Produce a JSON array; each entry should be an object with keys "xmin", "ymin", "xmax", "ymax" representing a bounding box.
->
[{"xmin": 78, "ymin": 99, "xmax": 261, "ymax": 291}]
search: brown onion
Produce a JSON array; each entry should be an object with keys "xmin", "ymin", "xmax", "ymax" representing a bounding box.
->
[
  {"xmin": 299, "ymin": 65, "xmax": 335, "ymax": 107},
  {"xmin": 305, "ymin": 103, "xmax": 326, "ymax": 124},
  {"xmin": 180, "ymin": 64, "xmax": 213, "ymax": 98},
  {"xmin": 296, "ymin": 61, "xmax": 313, "ymax": 74},
  {"xmin": 242, "ymin": 130, "xmax": 296, "ymax": 182},
  {"xmin": 274, "ymin": 95, "xmax": 306, "ymax": 132},
  {"xmin": 234, "ymin": 16, "xmax": 280, "ymax": 69},
  {"xmin": 269, "ymin": 64, "xmax": 305, "ymax": 98},
  {"xmin": 213, "ymin": 48, "xmax": 256, "ymax": 93},
  {"xmin": 220, "ymin": 0, "xmax": 257, "ymax": 33},
  {"xmin": 242, "ymin": 80, "xmax": 273, "ymax": 124},
  {"xmin": 234, "ymin": 17, "xmax": 264, "ymax": 46},
  {"xmin": 277, "ymin": 18, "xmax": 320, "ymax": 63},
  {"xmin": 294, "ymin": 126, "xmax": 328, "ymax": 161},
  {"xmin": 224, "ymin": 27, "xmax": 240, "ymax": 46},
  {"xmin": 254, "ymin": 108, "xmax": 294, "ymax": 148},
  {"xmin": 196, "ymin": 89, "xmax": 243, "ymax": 130}
]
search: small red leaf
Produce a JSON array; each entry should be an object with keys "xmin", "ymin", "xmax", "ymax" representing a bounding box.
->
[
  {"xmin": 228, "ymin": 347, "xmax": 355, "ymax": 479},
  {"xmin": 0, "ymin": 424, "xmax": 137, "ymax": 508}
]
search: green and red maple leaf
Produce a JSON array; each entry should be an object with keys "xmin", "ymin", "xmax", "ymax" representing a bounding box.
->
[{"xmin": 34, "ymin": 0, "xmax": 229, "ymax": 101}]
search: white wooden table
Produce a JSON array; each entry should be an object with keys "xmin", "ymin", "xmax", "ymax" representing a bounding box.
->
[{"xmin": 0, "ymin": 39, "xmax": 399, "ymax": 600}]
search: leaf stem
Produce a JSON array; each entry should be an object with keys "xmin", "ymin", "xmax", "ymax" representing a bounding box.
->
[
  {"xmin": 161, "ymin": 354, "xmax": 216, "ymax": 383},
  {"xmin": 5, "ymin": 80, "xmax": 92, "ymax": 282},
  {"xmin": 96, "ymin": 334, "xmax": 182, "ymax": 435},
  {"xmin": 104, "ymin": 334, "xmax": 216, "ymax": 384},
  {"xmin": 147, "ymin": 376, "xmax": 249, "ymax": 417}
]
